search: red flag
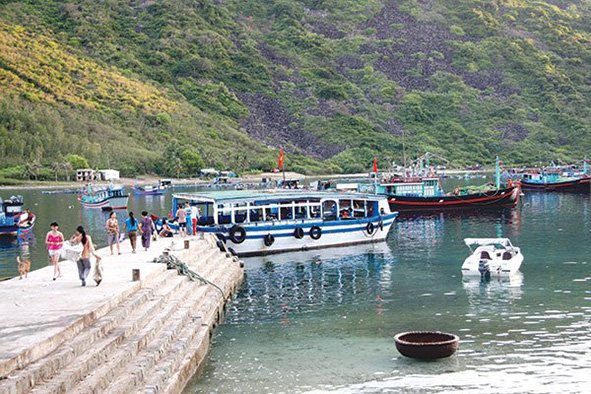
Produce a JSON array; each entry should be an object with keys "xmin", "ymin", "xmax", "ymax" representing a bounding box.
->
[
  {"xmin": 373, "ymin": 157, "xmax": 378, "ymax": 173},
  {"xmin": 278, "ymin": 147, "xmax": 285, "ymax": 170}
]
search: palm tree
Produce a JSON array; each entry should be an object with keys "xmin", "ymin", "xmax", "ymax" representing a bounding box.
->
[
  {"xmin": 22, "ymin": 160, "xmax": 41, "ymax": 181},
  {"xmin": 51, "ymin": 161, "xmax": 61, "ymax": 182},
  {"xmin": 174, "ymin": 157, "xmax": 183, "ymax": 179},
  {"xmin": 60, "ymin": 161, "xmax": 73, "ymax": 181}
]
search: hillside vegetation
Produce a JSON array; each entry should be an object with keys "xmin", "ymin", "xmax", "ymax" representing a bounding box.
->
[{"xmin": 0, "ymin": 0, "xmax": 589, "ymax": 179}]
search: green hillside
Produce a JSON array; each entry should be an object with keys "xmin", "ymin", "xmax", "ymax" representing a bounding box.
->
[{"xmin": 0, "ymin": 0, "xmax": 589, "ymax": 180}]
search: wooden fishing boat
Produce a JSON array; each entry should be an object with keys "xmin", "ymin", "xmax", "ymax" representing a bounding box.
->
[
  {"xmin": 78, "ymin": 184, "xmax": 129, "ymax": 210},
  {"xmin": 171, "ymin": 190, "xmax": 398, "ymax": 256},
  {"xmin": 133, "ymin": 185, "xmax": 165, "ymax": 195},
  {"xmin": 519, "ymin": 171, "xmax": 591, "ymax": 193},
  {"xmin": 377, "ymin": 178, "xmax": 520, "ymax": 211},
  {"xmin": 376, "ymin": 157, "xmax": 520, "ymax": 211}
]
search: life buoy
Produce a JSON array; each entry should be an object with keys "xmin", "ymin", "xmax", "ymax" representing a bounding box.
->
[
  {"xmin": 229, "ymin": 225, "xmax": 246, "ymax": 244},
  {"xmin": 294, "ymin": 227, "xmax": 304, "ymax": 239},
  {"xmin": 366, "ymin": 222, "xmax": 375, "ymax": 235},
  {"xmin": 264, "ymin": 233, "xmax": 275, "ymax": 247},
  {"xmin": 309, "ymin": 226, "xmax": 322, "ymax": 240}
]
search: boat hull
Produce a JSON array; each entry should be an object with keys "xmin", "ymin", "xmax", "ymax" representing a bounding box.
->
[
  {"xmin": 0, "ymin": 225, "xmax": 18, "ymax": 236},
  {"xmin": 387, "ymin": 186, "xmax": 520, "ymax": 211},
  {"xmin": 461, "ymin": 253, "xmax": 523, "ymax": 278},
  {"xmin": 80, "ymin": 195, "xmax": 129, "ymax": 210},
  {"xmin": 519, "ymin": 177, "xmax": 591, "ymax": 193},
  {"xmin": 201, "ymin": 213, "xmax": 398, "ymax": 257}
]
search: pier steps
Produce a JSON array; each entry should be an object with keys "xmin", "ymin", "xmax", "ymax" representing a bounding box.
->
[{"xmin": 0, "ymin": 235, "xmax": 243, "ymax": 394}]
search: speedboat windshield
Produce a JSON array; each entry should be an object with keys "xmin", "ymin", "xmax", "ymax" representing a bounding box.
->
[{"xmin": 464, "ymin": 238, "xmax": 512, "ymax": 249}]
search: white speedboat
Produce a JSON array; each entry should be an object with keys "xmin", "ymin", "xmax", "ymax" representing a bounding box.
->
[
  {"xmin": 171, "ymin": 190, "xmax": 398, "ymax": 256},
  {"xmin": 461, "ymin": 238, "xmax": 523, "ymax": 278}
]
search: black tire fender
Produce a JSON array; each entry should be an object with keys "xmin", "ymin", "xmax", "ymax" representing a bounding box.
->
[
  {"xmin": 294, "ymin": 227, "xmax": 305, "ymax": 239},
  {"xmin": 309, "ymin": 226, "xmax": 322, "ymax": 240},
  {"xmin": 264, "ymin": 233, "xmax": 275, "ymax": 247},
  {"xmin": 229, "ymin": 225, "xmax": 246, "ymax": 244},
  {"xmin": 366, "ymin": 222, "xmax": 375, "ymax": 235}
]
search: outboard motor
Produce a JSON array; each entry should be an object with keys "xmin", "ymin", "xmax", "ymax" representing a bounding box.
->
[{"xmin": 478, "ymin": 260, "xmax": 491, "ymax": 280}]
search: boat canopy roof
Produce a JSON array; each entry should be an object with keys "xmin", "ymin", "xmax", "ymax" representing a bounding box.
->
[
  {"xmin": 172, "ymin": 190, "xmax": 386, "ymax": 205},
  {"xmin": 464, "ymin": 238, "xmax": 513, "ymax": 248}
]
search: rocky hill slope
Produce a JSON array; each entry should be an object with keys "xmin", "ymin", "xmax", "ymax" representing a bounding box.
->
[{"xmin": 0, "ymin": 0, "xmax": 589, "ymax": 178}]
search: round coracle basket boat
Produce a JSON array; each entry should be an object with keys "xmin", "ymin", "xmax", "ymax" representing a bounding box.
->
[{"xmin": 394, "ymin": 331, "xmax": 459, "ymax": 360}]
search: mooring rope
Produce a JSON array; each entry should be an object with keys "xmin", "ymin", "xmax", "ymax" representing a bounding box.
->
[{"xmin": 153, "ymin": 253, "xmax": 225, "ymax": 297}]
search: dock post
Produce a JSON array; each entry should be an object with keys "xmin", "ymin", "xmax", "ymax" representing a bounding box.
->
[{"xmin": 132, "ymin": 269, "xmax": 140, "ymax": 281}]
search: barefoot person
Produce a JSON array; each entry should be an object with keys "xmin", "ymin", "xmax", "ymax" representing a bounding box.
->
[
  {"xmin": 71, "ymin": 226, "xmax": 101, "ymax": 287},
  {"xmin": 139, "ymin": 211, "xmax": 156, "ymax": 251},
  {"xmin": 176, "ymin": 204, "xmax": 187, "ymax": 237},
  {"xmin": 45, "ymin": 222, "xmax": 64, "ymax": 280},
  {"xmin": 124, "ymin": 211, "xmax": 139, "ymax": 253},
  {"xmin": 105, "ymin": 211, "xmax": 121, "ymax": 255}
]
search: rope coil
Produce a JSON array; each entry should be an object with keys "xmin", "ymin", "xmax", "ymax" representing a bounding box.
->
[{"xmin": 153, "ymin": 253, "xmax": 225, "ymax": 296}]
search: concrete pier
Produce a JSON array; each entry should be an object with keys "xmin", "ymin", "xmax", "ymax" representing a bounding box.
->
[{"xmin": 0, "ymin": 234, "xmax": 244, "ymax": 393}]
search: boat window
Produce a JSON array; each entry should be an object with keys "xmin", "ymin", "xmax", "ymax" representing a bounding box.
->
[
  {"xmin": 309, "ymin": 203, "xmax": 321, "ymax": 218},
  {"xmin": 233, "ymin": 202, "xmax": 248, "ymax": 223},
  {"xmin": 217, "ymin": 204, "xmax": 232, "ymax": 225},
  {"xmin": 265, "ymin": 206, "xmax": 279, "ymax": 221},
  {"xmin": 322, "ymin": 200, "xmax": 337, "ymax": 221},
  {"xmin": 249, "ymin": 208, "xmax": 263, "ymax": 223},
  {"xmin": 294, "ymin": 204, "xmax": 308, "ymax": 219},
  {"xmin": 352, "ymin": 200, "xmax": 365, "ymax": 218}
]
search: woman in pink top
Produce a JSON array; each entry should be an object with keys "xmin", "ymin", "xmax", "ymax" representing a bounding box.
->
[{"xmin": 45, "ymin": 222, "xmax": 64, "ymax": 280}]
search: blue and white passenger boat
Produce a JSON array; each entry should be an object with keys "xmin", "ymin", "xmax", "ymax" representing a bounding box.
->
[{"xmin": 171, "ymin": 190, "xmax": 398, "ymax": 256}]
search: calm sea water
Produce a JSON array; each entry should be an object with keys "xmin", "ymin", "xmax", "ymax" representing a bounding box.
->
[
  {"xmin": 185, "ymin": 191, "xmax": 591, "ymax": 393},
  {"xmin": 1, "ymin": 183, "xmax": 590, "ymax": 393}
]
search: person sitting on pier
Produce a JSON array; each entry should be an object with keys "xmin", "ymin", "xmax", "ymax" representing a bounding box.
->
[{"xmin": 159, "ymin": 219, "xmax": 173, "ymax": 238}]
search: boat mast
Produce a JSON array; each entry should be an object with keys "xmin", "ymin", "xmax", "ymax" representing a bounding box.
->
[{"xmin": 495, "ymin": 156, "xmax": 501, "ymax": 189}]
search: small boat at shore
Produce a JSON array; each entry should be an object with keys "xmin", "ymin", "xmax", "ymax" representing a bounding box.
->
[
  {"xmin": 461, "ymin": 238, "xmax": 523, "ymax": 279},
  {"xmin": 171, "ymin": 190, "xmax": 398, "ymax": 256},
  {"xmin": 0, "ymin": 196, "xmax": 35, "ymax": 236},
  {"xmin": 78, "ymin": 184, "xmax": 129, "ymax": 210}
]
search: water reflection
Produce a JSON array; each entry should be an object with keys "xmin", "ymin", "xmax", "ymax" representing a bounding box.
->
[
  {"xmin": 462, "ymin": 273, "xmax": 524, "ymax": 315},
  {"xmin": 230, "ymin": 244, "xmax": 393, "ymax": 325},
  {"xmin": 0, "ymin": 232, "xmax": 37, "ymax": 278}
]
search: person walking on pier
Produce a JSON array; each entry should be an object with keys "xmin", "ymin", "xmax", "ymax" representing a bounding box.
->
[
  {"xmin": 71, "ymin": 226, "xmax": 101, "ymax": 287},
  {"xmin": 105, "ymin": 211, "xmax": 121, "ymax": 255},
  {"xmin": 176, "ymin": 204, "xmax": 187, "ymax": 238},
  {"xmin": 190, "ymin": 204, "xmax": 199, "ymax": 236},
  {"xmin": 139, "ymin": 211, "xmax": 156, "ymax": 251},
  {"xmin": 124, "ymin": 211, "xmax": 139, "ymax": 253},
  {"xmin": 45, "ymin": 222, "xmax": 64, "ymax": 280}
]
